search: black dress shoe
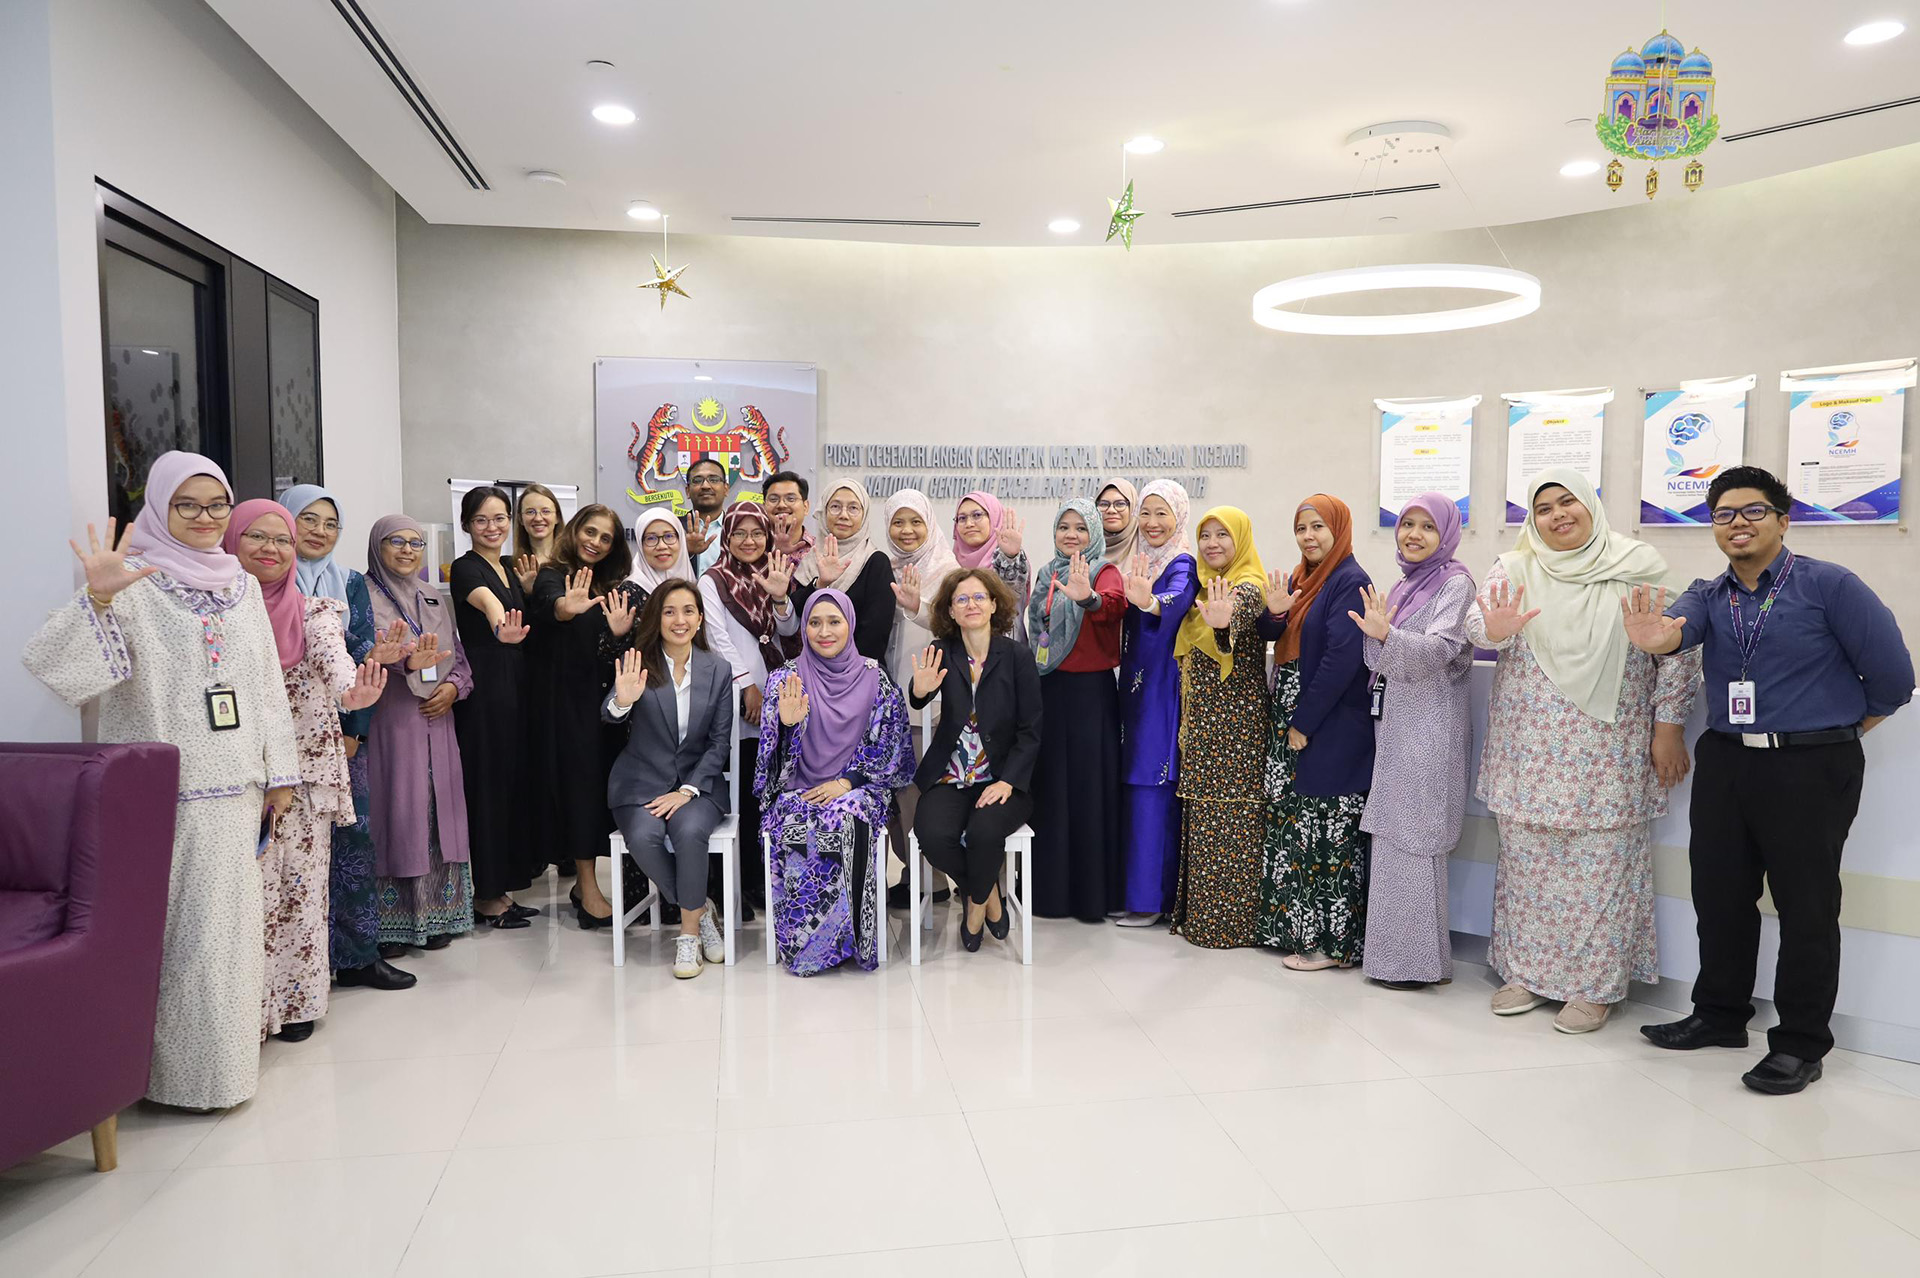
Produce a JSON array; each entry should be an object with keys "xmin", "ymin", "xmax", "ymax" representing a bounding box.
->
[
  {"xmin": 378, "ymin": 942, "xmax": 410, "ymax": 960},
  {"xmin": 1640, "ymin": 1015, "xmax": 1749, "ymax": 1051},
  {"xmin": 574, "ymin": 902, "xmax": 613, "ymax": 930},
  {"xmin": 476, "ymin": 908, "xmax": 531, "ymax": 930},
  {"xmin": 335, "ymin": 958, "xmax": 417, "ymax": 991},
  {"xmin": 273, "ymin": 1020, "xmax": 315, "ymax": 1043},
  {"xmin": 985, "ymin": 906, "xmax": 1009, "ymax": 941},
  {"xmin": 504, "ymin": 901, "xmax": 540, "ymax": 921},
  {"xmin": 1743, "ymin": 1052, "xmax": 1823, "ymax": 1095},
  {"xmin": 960, "ymin": 917, "xmax": 984, "ymax": 952},
  {"xmin": 424, "ymin": 932, "xmax": 453, "ymax": 950}
]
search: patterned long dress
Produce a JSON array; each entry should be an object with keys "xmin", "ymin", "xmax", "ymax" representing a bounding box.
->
[
  {"xmin": 1258, "ymin": 663, "xmax": 1370, "ymax": 961},
  {"xmin": 262, "ymin": 596, "xmax": 357, "ymax": 1037},
  {"xmin": 1469, "ymin": 561, "xmax": 1702, "ymax": 1004},
  {"xmin": 24, "ymin": 567, "xmax": 298, "ymax": 1109},
  {"xmin": 1171, "ymin": 582, "xmax": 1268, "ymax": 948},
  {"xmin": 755, "ymin": 662, "xmax": 914, "ymax": 975},
  {"xmin": 329, "ymin": 571, "xmax": 381, "ymax": 972},
  {"xmin": 1358, "ymin": 575, "xmax": 1476, "ymax": 984}
]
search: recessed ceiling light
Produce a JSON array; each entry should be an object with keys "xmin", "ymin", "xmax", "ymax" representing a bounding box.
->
[
  {"xmin": 1559, "ymin": 159, "xmax": 1601, "ymax": 177},
  {"xmin": 140, "ymin": 348, "xmax": 160, "ymax": 355},
  {"xmin": 525, "ymin": 169, "xmax": 566, "ymax": 185},
  {"xmin": 592, "ymin": 103, "xmax": 636, "ymax": 125},
  {"xmin": 1845, "ymin": 20, "xmax": 1905, "ymax": 44},
  {"xmin": 693, "ymin": 374, "xmax": 713, "ymax": 381},
  {"xmin": 1048, "ymin": 217, "xmax": 1081, "ymax": 234},
  {"xmin": 626, "ymin": 201, "xmax": 660, "ymax": 221},
  {"xmin": 1124, "ymin": 135, "xmax": 1165, "ymax": 154}
]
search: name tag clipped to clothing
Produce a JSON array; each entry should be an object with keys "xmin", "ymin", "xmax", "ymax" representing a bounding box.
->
[
  {"xmin": 418, "ymin": 659, "xmax": 438, "ymax": 684},
  {"xmin": 1368, "ymin": 676, "xmax": 1386, "ymax": 720},
  {"xmin": 1727, "ymin": 680, "xmax": 1756, "ymax": 726},
  {"xmin": 205, "ymin": 685, "xmax": 241, "ymax": 731}
]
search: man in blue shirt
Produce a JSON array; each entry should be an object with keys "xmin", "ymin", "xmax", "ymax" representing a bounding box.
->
[
  {"xmin": 1622, "ymin": 466, "xmax": 1913, "ymax": 1095},
  {"xmin": 680, "ymin": 457, "xmax": 732, "ymax": 576}
]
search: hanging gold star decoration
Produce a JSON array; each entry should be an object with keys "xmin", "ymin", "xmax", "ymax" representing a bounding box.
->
[
  {"xmin": 1105, "ymin": 179, "xmax": 1143, "ymax": 250},
  {"xmin": 638, "ymin": 254, "xmax": 690, "ymax": 309}
]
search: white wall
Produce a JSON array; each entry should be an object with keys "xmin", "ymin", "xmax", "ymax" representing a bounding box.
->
[
  {"xmin": 396, "ymin": 144, "xmax": 1920, "ymax": 643},
  {"xmin": 4, "ymin": 0, "xmax": 405, "ymax": 739}
]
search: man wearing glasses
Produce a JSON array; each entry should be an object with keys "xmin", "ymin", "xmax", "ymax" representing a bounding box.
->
[
  {"xmin": 681, "ymin": 458, "xmax": 732, "ymax": 575},
  {"xmin": 760, "ymin": 470, "xmax": 812, "ymax": 561},
  {"xmin": 1622, "ymin": 466, "xmax": 1912, "ymax": 1095}
]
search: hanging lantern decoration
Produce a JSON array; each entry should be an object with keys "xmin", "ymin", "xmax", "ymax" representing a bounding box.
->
[
  {"xmin": 1605, "ymin": 158, "xmax": 1624, "ymax": 192},
  {"xmin": 1595, "ymin": 30, "xmax": 1719, "ymax": 198}
]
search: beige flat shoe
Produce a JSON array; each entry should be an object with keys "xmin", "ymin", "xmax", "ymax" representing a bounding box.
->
[
  {"xmin": 1553, "ymin": 998, "xmax": 1611, "ymax": 1034},
  {"xmin": 1282, "ymin": 953, "xmax": 1348, "ymax": 972},
  {"xmin": 1491, "ymin": 983, "xmax": 1550, "ymax": 1015}
]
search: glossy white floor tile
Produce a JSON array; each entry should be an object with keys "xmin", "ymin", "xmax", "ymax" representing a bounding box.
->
[
  {"xmin": 1298, "ymin": 1187, "xmax": 1659, "ymax": 1277},
  {"xmin": 1202, "ymin": 1078, "xmax": 1540, "ymax": 1209},
  {"xmin": 1016, "ymin": 1214, "xmax": 1340, "ymax": 1277},
  {"xmin": 1562, "ymin": 1164, "xmax": 1920, "ymax": 1276},
  {"xmin": 967, "ymin": 1094, "xmax": 1282, "ymax": 1235},
  {"xmin": 9, "ymin": 908, "xmax": 1920, "ymax": 1278}
]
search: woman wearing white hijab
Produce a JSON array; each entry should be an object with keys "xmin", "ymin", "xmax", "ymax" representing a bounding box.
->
[
  {"xmin": 628, "ymin": 505, "xmax": 694, "ymax": 598},
  {"xmin": 1467, "ymin": 467, "xmax": 1701, "ymax": 1034},
  {"xmin": 793, "ymin": 479, "xmax": 895, "ymax": 664}
]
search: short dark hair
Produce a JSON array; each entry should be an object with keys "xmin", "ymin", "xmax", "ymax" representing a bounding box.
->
[
  {"xmin": 685, "ymin": 457, "xmax": 729, "ymax": 483},
  {"xmin": 763, "ymin": 470, "xmax": 808, "ymax": 500},
  {"xmin": 928, "ymin": 568, "xmax": 1018, "ymax": 641},
  {"xmin": 635, "ymin": 578, "xmax": 708, "ymax": 687},
  {"xmin": 459, "ymin": 485, "xmax": 512, "ymax": 531},
  {"xmin": 1707, "ymin": 466, "xmax": 1791, "ymax": 514}
]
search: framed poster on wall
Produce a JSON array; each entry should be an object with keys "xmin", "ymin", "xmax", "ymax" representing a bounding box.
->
[
  {"xmin": 1638, "ymin": 375, "xmax": 1752, "ymax": 526},
  {"xmin": 1375, "ymin": 394, "xmax": 1477, "ymax": 527},
  {"xmin": 1781, "ymin": 358, "xmax": 1914, "ymax": 525},
  {"xmin": 594, "ymin": 358, "xmax": 817, "ymax": 545},
  {"xmin": 1502, "ymin": 386, "xmax": 1612, "ymax": 525}
]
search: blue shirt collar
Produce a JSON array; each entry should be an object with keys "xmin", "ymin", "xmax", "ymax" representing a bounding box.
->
[{"xmin": 1722, "ymin": 545, "xmax": 1792, "ymax": 594}]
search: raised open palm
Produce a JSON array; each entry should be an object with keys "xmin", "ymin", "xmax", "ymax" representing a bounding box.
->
[
  {"xmin": 891, "ymin": 564, "xmax": 923, "ymax": 614},
  {"xmin": 495, "ymin": 608, "xmax": 531, "ymax": 645},
  {"xmin": 1476, "ymin": 580, "xmax": 1540, "ymax": 643},
  {"xmin": 1123, "ymin": 553, "xmax": 1155, "ymax": 610},
  {"xmin": 556, "ymin": 567, "xmax": 602, "ymax": 620},
  {"xmin": 756, "ymin": 548, "xmax": 795, "ymax": 598},
  {"xmin": 1060, "ymin": 552, "xmax": 1093, "ymax": 602},
  {"xmin": 611, "ymin": 649, "xmax": 649, "ymax": 707},
  {"xmin": 777, "ymin": 675, "xmax": 810, "ymax": 726},
  {"xmin": 70, "ymin": 519, "xmax": 156, "ymax": 601},
  {"xmin": 996, "ymin": 509, "xmax": 1025, "ymax": 558},
  {"xmin": 605, "ymin": 589, "xmax": 636, "ymax": 638},
  {"xmin": 1347, "ymin": 584, "xmax": 1397, "ymax": 641},
  {"xmin": 813, "ymin": 534, "xmax": 845, "ymax": 585},
  {"xmin": 1621, "ymin": 585, "xmax": 1685, "ymax": 652},
  {"xmin": 338, "ymin": 658, "xmax": 387, "ymax": 711},
  {"xmin": 1265, "ymin": 569, "xmax": 1303, "ymax": 617},
  {"xmin": 910, "ymin": 644, "xmax": 946, "ymax": 698},
  {"xmin": 367, "ymin": 619, "xmax": 413, "ymax": 667}
]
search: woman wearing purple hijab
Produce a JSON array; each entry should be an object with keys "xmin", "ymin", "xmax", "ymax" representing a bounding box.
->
[
  {"xmin": 1346, "ymin": 492, "xmax": 1477, "ymax": 989},
  {"xmin": 754, "ymin": 588, "xmax": 913, "ymax": 975}
]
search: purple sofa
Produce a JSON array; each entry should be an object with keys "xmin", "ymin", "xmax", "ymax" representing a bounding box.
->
[{"xmin": 0, "ymin": 742, "xmax": 179, "ymax": 1172}]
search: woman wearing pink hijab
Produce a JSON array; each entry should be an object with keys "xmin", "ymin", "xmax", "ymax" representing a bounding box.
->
[
  {"xmin": 224, "ymin": 499, "xmax": 387, "ymax": 1043},
  {"xmin": 951, "ymin": 490, "xmax": 1030, "ymax": 643},
  {"xmin": 24, "ymin": 452, "xmax": 299, "ymax": 1109}
]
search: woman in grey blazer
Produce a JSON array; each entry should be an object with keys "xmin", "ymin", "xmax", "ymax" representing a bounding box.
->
[{"xmin": 604, "ymin": 579, "xmax": 735, "ymax": 978}]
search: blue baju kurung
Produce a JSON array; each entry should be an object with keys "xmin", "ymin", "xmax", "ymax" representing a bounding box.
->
[
  {"xmin": 755, "ymin": 662, "xmax": 914, "ymax": 975},
  {"xmin": 1118, "ymin": 553, "xmax": 1198, "ymax": 914}
]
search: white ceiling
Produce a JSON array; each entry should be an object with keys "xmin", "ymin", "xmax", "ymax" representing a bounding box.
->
[{"xmin": 207, "ymin": 0, "xmax": 1920, "ymax": 246}]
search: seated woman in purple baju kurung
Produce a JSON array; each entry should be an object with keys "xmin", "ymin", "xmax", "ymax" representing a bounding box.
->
[{"xmin": 755, "ymin": 589, "xmax": 914, "ymax": 975}]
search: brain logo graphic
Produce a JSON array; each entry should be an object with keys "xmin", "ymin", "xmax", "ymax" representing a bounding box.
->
[{"xmin": 1668, "ymin": 413, "xmax": 1710, "ymax": 445}]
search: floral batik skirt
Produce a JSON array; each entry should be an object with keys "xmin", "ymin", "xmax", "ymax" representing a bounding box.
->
[
  {"xmin": 1256, "ymin": 660, "xmax": 1370, "ymax": 963},
  {"xmin": 376, "ymin": 777, "xmax": 475, "ymax": 948}
]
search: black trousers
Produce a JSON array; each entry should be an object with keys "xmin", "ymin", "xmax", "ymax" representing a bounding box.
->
[
  {"xmin": 914, "ymin": 782, "xmax": 1034, "ymax": 905},
  {"xmin": 1688, "ymin": 731, "xmax": 1864, "ymax": 1060}
]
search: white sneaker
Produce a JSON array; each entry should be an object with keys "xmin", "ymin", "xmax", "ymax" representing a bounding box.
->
[
  {"xmin": 672, "ymin": 934, "xmax": 701, "ymax": 979},
  {"xmin": 697, "ymin": 901, "xmax": 726, "ymax": 964}
]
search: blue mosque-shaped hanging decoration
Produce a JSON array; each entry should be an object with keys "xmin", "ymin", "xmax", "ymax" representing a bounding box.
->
[{"xmin": 1596, "ymin": 30, "xmax": 1719, "ymax": 198}]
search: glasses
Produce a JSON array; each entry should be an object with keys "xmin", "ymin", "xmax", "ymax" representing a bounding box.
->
[
  {"xmin": 641, "ymin": 532, "xmax": 678, "ymax": 548},
  {"xmin": 240, "ymin": 531, "xmax": 294, "ymax": 550},
  {"xmin": 470, "ymin": 515, "xmax": 510, "ymax": 529},
  {"xmin": 826, "ymin": 501, "xmax": 863, "ymax": 517},
  {"xmin": 955, "ymin": 511, "xmax": 989, "ymax": 525},
  {"xmin": 952, "ymin": 592, "xmax": 991, "ymax": 607},
  {"xmin": 1710, "ymin": 503, "xmax": 1785, "ymax": 526},
  {"xmin": 762, "ymin": 494, "xmax": 804, "ymax": 508},
  {"xmin": 688, "ymin": 474, "xmax": 728, "ymax": 487},
  {"xmin": 383, "ymin": 536, "xmax": 428, "ymax": 551},
  {"xmin": 171, "ymin": 500, "xmax": 232, "ymax": 519},
  {"xmin": 296, "ymin": 512, "xmax": 339, "ymax": 533},
  {"xmin": 1095, "ymin": 499, "xmax": 1132, "ymax": 512}
]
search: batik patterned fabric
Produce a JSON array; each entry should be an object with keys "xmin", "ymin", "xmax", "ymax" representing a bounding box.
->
[
  {"xmin": 330, "ymin": 572, "xmax": 380, "ymax": 971},
  {"xmin": 1258, "ymin": 659, "xmax": 1370, "ymax": 962},
  {"xmin": 376, "ymin": 778, "xmax": 475, "ymax": 947},
  {"xmin": 755, "ymin": 662, "xmax": 913, "ymax": 975},
  {"xmin": 1171, "ymin": 582, "xmax": 1268, "ymax": 948},
  {"xmin": 1488, "ymin": 820, "xmax": 1655, "ymax": 1003}
]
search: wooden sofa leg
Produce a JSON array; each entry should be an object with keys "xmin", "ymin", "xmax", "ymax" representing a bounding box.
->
[{"xmin": 91, "ymin": 1114, "xmax": 119, "ymax": 1172}]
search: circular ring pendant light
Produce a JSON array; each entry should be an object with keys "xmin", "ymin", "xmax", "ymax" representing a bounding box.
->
[
  {"xmin": 1252, "ymin": 122, "xmax": 1541, "ymax": 336},
  {"xmin": 1252, "ymin": 263, "xmax": 1542, "ymax": 335}
]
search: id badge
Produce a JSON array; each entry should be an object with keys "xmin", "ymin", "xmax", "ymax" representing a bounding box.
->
[
  {"xmin": 1368, "ymin": 680, "xmax": 1386, "ymax": 720},
  {"xmin": 418, "ymin": 659, "xmax": 438, "ymax": 684},
  {"xmin": 205, "ymin": 685, "xmax": 241, "ymax": 731},
  {"xmin": 1727, "ymin": 680, "xmax": 1757, "ymax": 726}
]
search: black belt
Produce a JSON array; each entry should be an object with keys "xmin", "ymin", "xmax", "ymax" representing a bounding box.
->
[{"xmin": 1715, "ymin": 727, "xmax": 1862, "ymax": 750}]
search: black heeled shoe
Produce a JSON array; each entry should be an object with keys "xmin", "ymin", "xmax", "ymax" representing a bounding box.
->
[
  {"xmin": 273, "ymin": 1020, "xmax": 315, "ymax": 1043},
  {"xmin": 476, "ymin": 908, "xmax": 531, "ymax": 930}
]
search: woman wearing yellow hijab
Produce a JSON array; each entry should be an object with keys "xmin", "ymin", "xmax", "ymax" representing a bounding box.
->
[{"xmin": 1169, "ymin": 507, "xmax": 1273, "ymax": 948}]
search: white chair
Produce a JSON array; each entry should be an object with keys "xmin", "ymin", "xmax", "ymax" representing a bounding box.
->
[
  {"xmin": 609, "ymin": 708, "xmax": 743, "ymax": 967},
  {"xmin": 906, "ymin": 702, "xmax": 1033, "ymax": 965}
]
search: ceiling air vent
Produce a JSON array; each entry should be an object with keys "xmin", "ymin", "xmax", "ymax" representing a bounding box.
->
[
  {"xmin": 730, "ymin": 217, "xmax": 981, "ymax": 227},
  {"xmin": 328, "ymin": 0, "xmax": 489, "ymax": 190},
  {"xmin": 1723, "ymin": 94, "xmax": 1920, "ymax": 142},
  {"xmin": 1172, "ymin": 182, "xmax": 1441, "ymax": 218}
]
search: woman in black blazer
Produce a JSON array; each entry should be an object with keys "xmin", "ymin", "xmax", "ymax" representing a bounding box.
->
[
  {"xmin": 909, "ymin": 567, "xmax": 1044, "ymax": 951},
  {"xmin": 603, "ymin": 579, "xmax": 735, "ymax": 979}
]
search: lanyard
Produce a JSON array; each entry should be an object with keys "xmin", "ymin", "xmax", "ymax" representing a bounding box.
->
[
  {"xmin": 369, "ymin": 576, "xmax": 424, "ymax": 637},
  {"xmin": 199, "ymin": 613, "xmax": 226, "ymax": 686},
  {"xmin": 1726, "ymin": 549, "xmax": 1794, "ymax": 680}
]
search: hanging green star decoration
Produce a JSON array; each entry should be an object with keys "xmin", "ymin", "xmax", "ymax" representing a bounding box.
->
[
  {"xmin": 638, "ymin": 254, "xmax": 691, "ymax": 309},
  {"xmin": 1105, "ymin": 179, "xmax": 1142, "ymax": 249}
]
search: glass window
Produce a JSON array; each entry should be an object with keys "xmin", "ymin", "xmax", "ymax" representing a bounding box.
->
[
  {"xmin": 267, "ymin": 287, "xmax": 321, "ymax": 499},
  {"xmin": 101, "ymin": 244, "xmax": 208, "ymax": 521}
]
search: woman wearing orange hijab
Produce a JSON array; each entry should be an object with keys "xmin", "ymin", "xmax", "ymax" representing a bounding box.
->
[{"xmin": 1254, "ymin": 495, "xmax": 1377, "ymax": 970}]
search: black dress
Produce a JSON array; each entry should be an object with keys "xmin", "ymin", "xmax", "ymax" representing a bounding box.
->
[
  {"xmin": 527, "ymin": 566, "xmax": 642, "ymax": 867},
  {"xmin": 450, "ymin": 552, "xmax": 542, "ymax": 900},
  {"xmin": 792, "ymin": 553, "xmax": 896, "ymax": 663}
]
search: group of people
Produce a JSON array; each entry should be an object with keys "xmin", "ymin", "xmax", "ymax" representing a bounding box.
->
[{"xmin": 24, "ymin": 451, "xmax": 1911, "ymax": 1107}]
